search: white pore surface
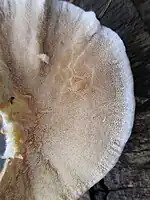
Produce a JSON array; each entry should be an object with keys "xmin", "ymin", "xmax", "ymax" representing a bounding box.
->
[{"xmin": 0, "ymin": 1, "xmax": 135, "ymax": 200}]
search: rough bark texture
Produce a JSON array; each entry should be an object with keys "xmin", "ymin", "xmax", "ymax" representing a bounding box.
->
[{"xmin": 73, "ymin": 0, "xmax": 150, "ymax": 199}]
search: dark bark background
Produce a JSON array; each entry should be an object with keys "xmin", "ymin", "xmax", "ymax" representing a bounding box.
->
[{"xmin": 71, "ymin": 0, "xmax": 150, "ymax": 199}]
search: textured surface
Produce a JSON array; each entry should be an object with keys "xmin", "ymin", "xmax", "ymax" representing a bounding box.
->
[
  {"xmin": 0, "ymin": 1, "xmax": 135, "ymax": 200},
  {"xmin": 72, "ymin": 0, "xmax": 150, "ymax": 199}
]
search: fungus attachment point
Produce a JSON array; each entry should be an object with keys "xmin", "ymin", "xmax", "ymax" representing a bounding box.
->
[
  {"xmin": 0, "ymin": 110, "xmax": 23, "ymax": 160},
  {"xmin": 0, "ymin": 92, "xmax": 32, "ymax": 161}
]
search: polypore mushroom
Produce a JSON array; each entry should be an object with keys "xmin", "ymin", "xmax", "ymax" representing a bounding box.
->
[{"xmin": 0, "ymin": 0, "xmax": 135, "ymax": 200}]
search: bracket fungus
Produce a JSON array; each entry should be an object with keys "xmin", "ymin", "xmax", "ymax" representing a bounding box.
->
[{"xmin": 0, "ymin": 0, "xmax": 135, "ymax": 200}]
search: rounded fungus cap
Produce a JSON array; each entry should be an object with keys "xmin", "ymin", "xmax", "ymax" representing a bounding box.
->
[{"xmin": 0, "ymin": 1, "xmax": 135, "ymax": 200}]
